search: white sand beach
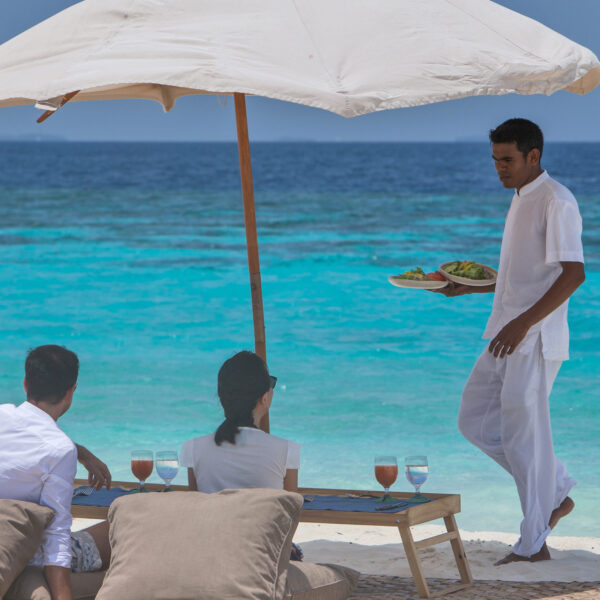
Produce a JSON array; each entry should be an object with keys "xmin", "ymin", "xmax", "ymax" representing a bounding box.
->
[
  {"xmin": 73, "ymin": 518, "xmax": 600, "ymax": 582},
  {"xmin": 294, "ymin": 523, "xmax": 600, "ymax": 583}
]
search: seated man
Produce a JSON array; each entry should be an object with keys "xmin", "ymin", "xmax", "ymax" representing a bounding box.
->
[{"xmin": 0, "ymin": 345, "xmax": 110, "ymax": 600}]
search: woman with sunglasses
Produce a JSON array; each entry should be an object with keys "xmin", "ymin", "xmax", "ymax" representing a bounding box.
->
[{"xmin": 180, "ymin": 350, "xmax": 300, "ymax": 494}]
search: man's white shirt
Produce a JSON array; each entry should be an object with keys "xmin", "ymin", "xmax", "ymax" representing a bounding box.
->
[
  {"xmin": 483, "ymin": 171, "xmax": 584, "ymax": 361},
  {"xmin": 0, "ymin": 401, "xmax": 76, "ymax": 568}
]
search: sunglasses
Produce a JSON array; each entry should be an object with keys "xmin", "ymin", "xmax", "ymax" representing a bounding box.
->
[{"xmin": 269, "ymin": 375, "xmax": 277, "ymax": 389}]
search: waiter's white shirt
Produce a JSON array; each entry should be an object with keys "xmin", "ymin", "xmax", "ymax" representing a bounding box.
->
[
  {"xmin": 483, "ymin": 171, "xmax": 584, "ymax": 361},
  {"xmin": 180, "ymin": 427, "xmax": 301, "ymax": 493},
  {"xmin": 0, "ymin": 402, "xmax": 77, "ymax": 568}
]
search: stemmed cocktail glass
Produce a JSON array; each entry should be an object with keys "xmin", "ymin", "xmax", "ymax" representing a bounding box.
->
[
  {"xmin": 374, "ymin": 455, "xmax": 398, "ymax": 503},
  {"xmin": 131, "ymin": 449, "xmax": 153, "ymax": 492},
  {"xmin": 405, "ymin": 455, "xmax": 429, "ymax": 503},
  {"xmin": 156, "ymin": 450, "xmax": 179, "ymax": 492}
]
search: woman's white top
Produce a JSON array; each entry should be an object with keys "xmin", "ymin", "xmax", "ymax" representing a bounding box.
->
[
  {"xmin": 180, "ymin": 427, "xmax": 301, "ymax": 493},
  {"xmin": 483, "ymin": 171, "xmax": 584, "ymax": 361}
]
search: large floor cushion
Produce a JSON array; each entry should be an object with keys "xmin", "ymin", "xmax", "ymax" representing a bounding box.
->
[
  {"xmin": 0, "ymin": 499, "xmax": 54, "ymax": 597},
  {"xmin": 284, "ymin": 562, "xmax": 359, "ymax": 600},
  {"xmin": 96, "ymin": 488, "xmax": 304, "ymax": 600},
  {"xmin": 6, "ymin": 567, "xmax": 106, "ymax": 600},
  {"xmin": 6, "ymin": 563, "xmax": 359, "ymax": 600}
]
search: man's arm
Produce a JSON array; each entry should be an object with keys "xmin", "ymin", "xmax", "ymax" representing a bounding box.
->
[
  {"xmin": 489, "ymin": 261, "xmax": 585, "ymax": 358},
  {"xmin": 44, "ymin": 565, "xmax": 72, "ymax": 600},
  {"xmin": 430, "ymin": 282, "xmax": 495, "ymax": 297},
  {"xmin": 75, "ymin": 444, "xmax": 111, "ymax": 490}
]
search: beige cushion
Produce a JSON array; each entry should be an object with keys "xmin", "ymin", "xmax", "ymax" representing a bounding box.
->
[
  {"xmin": 284, "ymin": 563, "xmax": 360, "ymax": 600},
  {"xmin": 0, "ymin": 499, "xmax": 54, "ymax": 597},
  {"xmin": 96, "ymin": 488, "xmax": 303, "ymax": 600},
  {"xmin": 5, "ymin": 567, "xmax": 106, "ymax": 600}
]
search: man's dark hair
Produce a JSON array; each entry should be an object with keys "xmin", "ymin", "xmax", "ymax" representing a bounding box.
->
[
  {"xmin": 25, "ymin": 345, "xmax": 79, "ymax": 405},
  {"xmin": 489, "ymin": 118, "xmax": 544, "ymax": 160}
]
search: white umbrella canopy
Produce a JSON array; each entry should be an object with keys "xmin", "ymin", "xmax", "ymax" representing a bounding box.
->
[{"xmin": 0, "ymin": 0, "xmax": 598, "ymax": 115}]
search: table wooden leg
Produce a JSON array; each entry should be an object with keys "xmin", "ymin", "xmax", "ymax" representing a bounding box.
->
[
  {"xmin": 443, "ymin": 514, "xmax": 473, "ymax": 584},
  {"xmin": 397, "ymin": 522, "xmax": 431, "ymax": 599}
]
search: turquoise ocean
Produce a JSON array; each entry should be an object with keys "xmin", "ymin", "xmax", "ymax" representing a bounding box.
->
[{"xmin": 0, "ymin": 141, "xmax": 598, "ymax": 536}]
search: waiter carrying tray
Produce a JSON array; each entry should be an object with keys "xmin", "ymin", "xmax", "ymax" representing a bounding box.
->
[{"xmin": 434, "ymin": 118, "xmax": 585, "ymax": 564}]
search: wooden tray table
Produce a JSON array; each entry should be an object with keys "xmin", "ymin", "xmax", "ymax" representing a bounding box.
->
[{"xmin": 72, "ymin": 481, "xmax": 472, "ymax": 598}]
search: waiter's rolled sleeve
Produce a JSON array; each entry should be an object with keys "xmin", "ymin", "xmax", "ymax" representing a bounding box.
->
[{"xmin": 545, "ymin": 199, "xmax": 584, "ymax": 265}]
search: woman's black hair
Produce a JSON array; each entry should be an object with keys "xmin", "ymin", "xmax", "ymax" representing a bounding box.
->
[{"xmin": 214, "ymin": 351, "xmax": 271, "ymax": 446}]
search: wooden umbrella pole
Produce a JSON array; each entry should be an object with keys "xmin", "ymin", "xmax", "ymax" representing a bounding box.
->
[{"xmin": 234, "ymin": 92, "xmax": 269, "ymax": 433}]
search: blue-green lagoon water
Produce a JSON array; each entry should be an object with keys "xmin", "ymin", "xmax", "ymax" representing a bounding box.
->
[{"xmin": 0, "ymin": 142, "xmax": 598, "ymax": 536}]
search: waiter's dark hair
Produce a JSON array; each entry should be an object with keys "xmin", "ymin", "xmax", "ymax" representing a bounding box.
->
[
  {"xmin": 489, "ymin": 118, "xmax": 544, "ymax": 160},
  {"xmin": 214, "ymin": 351, "xmax": 271, "ymax": 446},
  {"xmin": 25, "ymin": 345, "xmax": 79, "ymax": 405}
]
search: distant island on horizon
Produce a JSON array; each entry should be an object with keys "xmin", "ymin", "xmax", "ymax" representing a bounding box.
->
[{"xmin": 0, "ymin": 132, "xmax": 67, "ymax": 142}]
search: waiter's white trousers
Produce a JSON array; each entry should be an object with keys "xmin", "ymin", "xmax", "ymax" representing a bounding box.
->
[{"xmin": 458, "ymin": 340, "xmax": 575, "ymax": 557}]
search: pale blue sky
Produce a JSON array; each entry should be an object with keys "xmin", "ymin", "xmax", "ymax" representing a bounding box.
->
[{"xmin": 0, "ymin": 1, "xmax": 598, "ymax": 141}]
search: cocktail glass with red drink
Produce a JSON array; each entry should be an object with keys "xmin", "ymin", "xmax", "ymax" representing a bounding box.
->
[
  {"xmin": 374, "ymin": 455, "xmax": 398, "ymax": 503},
  {"xmin": 131, "ymin": 449, "xmax": 153, "ymax": 492}
]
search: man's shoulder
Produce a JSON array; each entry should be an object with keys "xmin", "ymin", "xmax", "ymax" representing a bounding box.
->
[
  {"xmin": 44, "ymin": 425, "xmax": 77, "ymax": 461},
  {"xmin": 542, "ymin": 175, "xmax": 578, "ymax": 206},
  {"xmin": 0, "ymin": 403, "xmax": 76, "ymax": 467},
  {"xmin": 0, "ymin": 402, "xmax": 17, "ymax": 415},
  {"xmin": 50, "ymin": 436, "xmax": 77, "ymax": 463},
  {"xmin": 0, "ymin": 404, "xmax": 17, "ymax": 436}
]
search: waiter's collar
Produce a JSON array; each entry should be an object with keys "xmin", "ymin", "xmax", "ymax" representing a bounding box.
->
[{"xmin": 516, "ymin": 170, "xmax": 549, "ymax": 197}]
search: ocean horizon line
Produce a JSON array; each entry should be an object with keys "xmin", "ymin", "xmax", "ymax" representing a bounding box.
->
[{"xmin": 3, "ymin": 138, "xmax": 600, "ymax": 144}]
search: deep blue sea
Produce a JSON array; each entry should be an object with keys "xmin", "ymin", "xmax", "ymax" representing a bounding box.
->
[{"xmin": 0, "ymin": 141, "xmax": 598, "ymax": 537}]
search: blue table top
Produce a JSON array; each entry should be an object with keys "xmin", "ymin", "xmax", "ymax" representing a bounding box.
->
[
  {"xmin": 302, "ymin": 494, "xmax": 432, "ymax": 513},
  {"xmin": 72, "ymin": 487, "xmax": 134, "ymax": 505},
  {"xmin": 73, "ymin": 487, "xmax": 433, "ymax": 513}
]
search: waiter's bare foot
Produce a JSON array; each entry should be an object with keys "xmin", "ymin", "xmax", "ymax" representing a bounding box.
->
[
  {"xmin": 549, "ymin": 496, "xmax": 574, "ymax": 529},
  {"xmin": 494, "ymin": 543, "xmax": 551, "ymax": 566}
]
